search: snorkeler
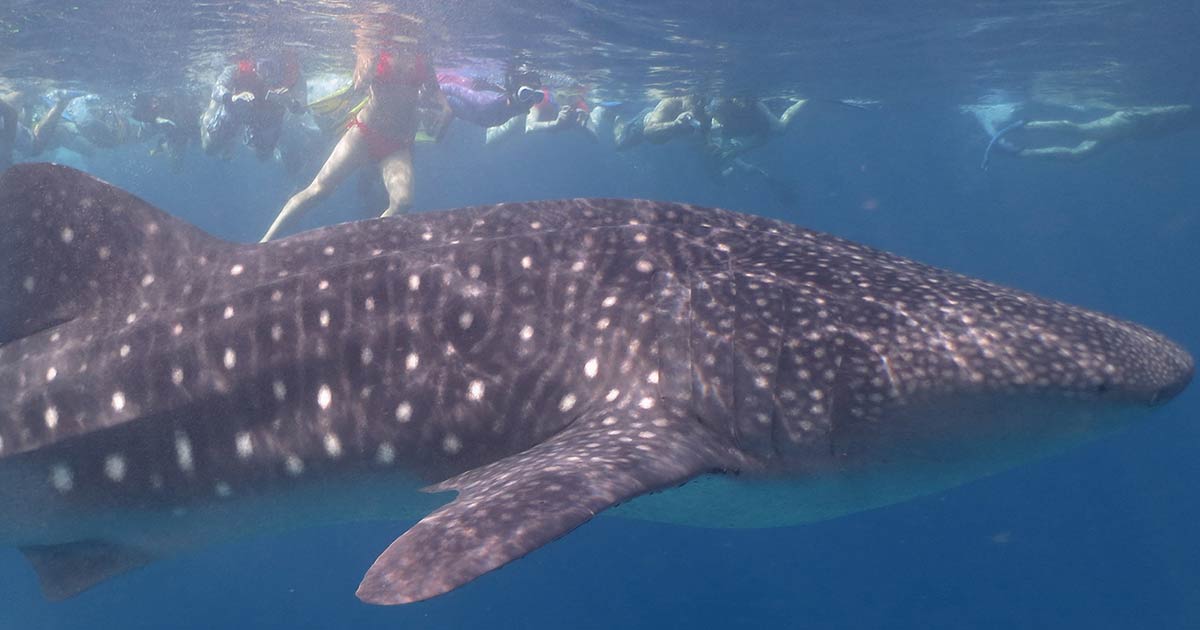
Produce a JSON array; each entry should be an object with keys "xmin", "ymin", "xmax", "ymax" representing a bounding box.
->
[
  {"xmin": 1003, "ymin": 105, "xmax": 1196, "ymax": 162},
  {"xmin": 439, "ymin": 65, "xmax": 547, "ymax": 129},
  {"xmin": 483, "ymin": 75, "xmax": 594, "ymax": 145},
  {"xmin": 132, "ymin": 91, "xmax": 201, "ymax": 167},
  {"xmin": 643, "ymin": 95, "xmax": 709, "ymax": 143},
  {"xmin": 693, "ymin": 95, "xmax": 808, "ymax": 205},
  {"xmin": 260, "ymin": 12, "xmax": 453, "ymax": 242},
  {"xmin": 201, "ymin": 53, "xmax": 308, "ymax": 161},
  {"xmin": 30, "ymin": 91, "xmax": 85, "ymax": 155},
  {"xmin": 63, "ymin": 95, "xmax": 144, "ymax": 151},
  {"xmin": 0, "ymin": 89, "xmax": 89, "ymax": 164},
  {"xmin": 706, "ymin": 95, "xmax": 808, "ymax": 162},
  {"xmin": 29, "ymin": 90, "xmax": 89, "ymax": 156},
  {"xmin": 614, "ymin": 94, "xmax": 709, "ymax": 150}
]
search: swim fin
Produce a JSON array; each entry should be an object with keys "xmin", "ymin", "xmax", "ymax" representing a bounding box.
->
[
  {"xmin": 981, "ymin": 119, "xmax": 1026, "ymax": 170},
  {"xmin": 307, "ymin": 84, "xmax": 358, "ymax": 117}
]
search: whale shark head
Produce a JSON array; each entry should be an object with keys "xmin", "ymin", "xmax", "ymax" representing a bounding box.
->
[{"xmin": 681, "ymin": 224, "xmax": 1193, "ymax": 479}]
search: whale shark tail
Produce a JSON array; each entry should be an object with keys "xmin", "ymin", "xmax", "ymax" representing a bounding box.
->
[{"xmin": 0, "ymin": 164, "xmax": 234, "ymax": 345}]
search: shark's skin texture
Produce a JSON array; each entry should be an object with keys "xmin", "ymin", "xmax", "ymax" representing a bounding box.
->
[{"xmin": 0, "ymin": 164, "xmax": 1191, "ymax": 604}]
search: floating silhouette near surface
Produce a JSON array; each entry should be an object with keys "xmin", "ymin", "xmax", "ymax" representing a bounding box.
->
[{"xmin": 0, "ymin": 164, "xmax": 1191, "ymax": 605}]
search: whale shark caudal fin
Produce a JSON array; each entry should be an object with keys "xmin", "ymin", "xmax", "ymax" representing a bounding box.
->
[
  {"xmin": 357, "ymin": 414, "xmax": 724, "ymax": 605},
  {"xmin": 0, "ymin": 163, "xmax": 234, "ymax": 344},
  {"xmin": 20, "ymin": 541, "xmax": 157, "ymax": 601}
]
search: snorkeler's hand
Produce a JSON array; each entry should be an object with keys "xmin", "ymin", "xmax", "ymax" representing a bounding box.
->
[
  {"xmin": 675, "ymin": 111, "xmax": 695, "ymax": 126},
  {"xmin": 555, "ymin": 105, "xmax": 577, "ymax": 127},
  {"xmin": 231, "ymin": 91, "xmax": 255, "ymax": 103}
]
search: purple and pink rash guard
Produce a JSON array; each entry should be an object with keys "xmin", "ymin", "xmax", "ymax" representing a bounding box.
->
[{"xmin": 437, "ymin": 73, "xmax": 529, "ymax": 128}]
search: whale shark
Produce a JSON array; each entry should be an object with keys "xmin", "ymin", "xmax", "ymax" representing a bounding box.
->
[{"xmin": 0, "ymin": 164, "xmax": 1191, "ymax": 604}]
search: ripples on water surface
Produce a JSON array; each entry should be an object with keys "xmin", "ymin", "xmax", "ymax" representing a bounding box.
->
[{"xmin": 1, "ymin": 0, "xmax": 1197, "ymax": 105}]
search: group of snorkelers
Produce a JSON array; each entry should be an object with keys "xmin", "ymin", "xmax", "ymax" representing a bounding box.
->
[
  {"xmin": 0, "ymin": 86, "xmax": 203, "ymax": 172},
  {"xmin": 0, "ymin": 7, "xmax": 822, "ymax": 243},
  {"xmin": 2, "ymin": 10, "xmax": 1195, "ymax": 242}
]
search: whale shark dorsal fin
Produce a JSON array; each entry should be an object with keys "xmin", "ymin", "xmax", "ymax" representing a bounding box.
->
[
  {"xmin": 0, "ymin": 164, "xmax": 233, "ymax": 344},
  {"xmin": 20, "ymin": 540, "xmax": 157, "ymax": 601},
  {"xmin": 356, "ymin": 413, "xmax": 725, "ymax": 604}
]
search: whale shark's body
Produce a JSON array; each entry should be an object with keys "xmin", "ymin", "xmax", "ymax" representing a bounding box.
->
[{"xmin": 0, "ymin": 164, "xmax": 1191, "ymax": 604}]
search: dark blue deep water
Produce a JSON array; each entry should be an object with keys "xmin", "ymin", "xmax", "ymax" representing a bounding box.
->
[{"xmin": 0, "ymin": 1, "xmax": 1197, "ymax": 628}]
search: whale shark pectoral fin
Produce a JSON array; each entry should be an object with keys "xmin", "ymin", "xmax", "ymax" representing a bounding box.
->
[
  {"xmin": 356, "ymin": 415, "xmax": 725, "ymax": 605},
  {"xmin": 20, "ymin": 540, "xmax": 157, "ymax": 601}
]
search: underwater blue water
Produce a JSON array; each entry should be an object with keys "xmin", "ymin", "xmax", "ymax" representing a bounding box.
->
[{"xmin": 1, "ymin": 1, "xmax": 1198, "ymax": 628}]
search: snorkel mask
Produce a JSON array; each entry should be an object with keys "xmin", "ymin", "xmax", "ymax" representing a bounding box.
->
[
  {"xmin": 516, "ymin": 86, "xmax": 544, "ymax": 105},
  {"xmin": 255, "ymin": 58, "xmax": 281, "ymax": 85},
  {"xmin": 506, "ymin": 64, "xmax": 542, "ymax": 103}
]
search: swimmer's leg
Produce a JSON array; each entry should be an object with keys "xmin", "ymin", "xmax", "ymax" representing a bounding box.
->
[
  {"xmin": 1022, "ymin": 119, "xmax": 1082, "ymax": 132},
  {"xmin": 1027, "ymin": 112, "xmax": 1130, "ymax": 137},
  {"xmin": 261, "ymin": 126, "xmax": 368, "ymax": 241},
  {"xmin": 777, "ymin": 99, "xmax": 809, "ymax": 129},
  {"xmin": 378, "ymin": 147, "xmax": 414, "ymax": 218},
  {"xmin": 614, "ymin": 108, "xmax": 652, "ymax": 151},
  {"xmin": 1017, "ymin": 139, "xmax": 1102, "ymax": 161},
  {"xmin": 30, "ymin": 93, "xmax": 80, "ymax": 155}
]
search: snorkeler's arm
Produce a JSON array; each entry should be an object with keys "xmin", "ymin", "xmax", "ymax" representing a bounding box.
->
[
  {"xmin": 525, "ymin": 107, "xmax": 562, "ymax": 133},
  {"xmin": 642, "ymin": 100, "xmax": 685, "ymax": 138},
  {"xmin": 211, "ymin": 65, "xmax": 237, "ymax": 104},
  {"xmin": 486, "ymin": 114, "xmax": 524, "ymax": 145}
]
